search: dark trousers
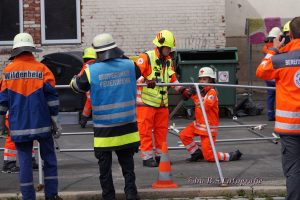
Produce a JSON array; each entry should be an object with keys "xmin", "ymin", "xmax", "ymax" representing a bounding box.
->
[
  {"xmin": 95, "ymin": 148, "xmax": 138, "ymax": 200},
  {"xmin": 15, "ymin": 136, "xmax": 58, "ymax": 200},
  {"xmin": 280, "ymin": 135, "xmax": 300, "ymax": 200},
  {"xmin": 265, "ymin": 81, "xmax": 275, "ymax": 120}
]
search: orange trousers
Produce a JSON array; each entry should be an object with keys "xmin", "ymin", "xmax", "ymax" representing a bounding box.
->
[
  {"xmin": 3, "ymin": 136, "xmax": 36, "ymax": 161},
  {"xmin": 4, "ymin": 116, "xmax": 35, "ymax": 161},
  {"xmin": 82, "ymin": 92, "xmax": 92, "ymax": 117},
  {"xmin": 179, "ymin": 122, "xmax": 230, "ymax": 162},
  {"xmin": 3, "ymin": 136, "xmax": 17, "ymax": 161},
  {"xmin": 136, "ymin": 106, "xmax": 169, "ymax": 160}
]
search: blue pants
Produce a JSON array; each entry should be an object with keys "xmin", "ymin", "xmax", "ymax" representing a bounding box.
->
[
  {"xmin": 15, "ymin": 135, "xmax": 58, "ymax": 200},
  {"xmin": 265, "ymin": 81, "xmax": 276, "ymax": 121}
]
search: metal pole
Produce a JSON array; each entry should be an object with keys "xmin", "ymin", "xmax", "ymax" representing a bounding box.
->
[
  {"xmin": 38, "ymin": 142, "xmax": 43, "ymax": 185},
  {"xmin": 194, "ymin": 83, "xmax": 225, "ymax": 185},
  {"xmin": 169, "ymin": 124, "xmax": 267, "ymax": 130},
  {"xmin": 233, "ymin": 119, "xmax": 276, "ymax": 144},
  {"xmin": 0, "ymin": 147, "xmax": 39, "ymax": 151},
  {"xmin": 56, "ymin": 83, "xmax": 275, "ymax": 90},
  {"xmin": 169, "ymin": 100, "xmax": 184, "ymax": 119},
  {"xmin": 57, "ymin": 146, "xmax": 205, "ymax": 152},
  {"xmin": 61, "ymin": 132, "xmax": 93, "ymax": 136},
  {"xmin": 177, "ymin": 137, "xmax": 279, "ymax": 144}
]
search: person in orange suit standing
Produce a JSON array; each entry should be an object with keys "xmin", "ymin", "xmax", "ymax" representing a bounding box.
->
[
  {"xmin": 135, "ymin": 30, "xmax": 191, "ymax": 167},
  {"xmin": 256, "ymin": 17, "xmax": 300, "ymax": 200}
]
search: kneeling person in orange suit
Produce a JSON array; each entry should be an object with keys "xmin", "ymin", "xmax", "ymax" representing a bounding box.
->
[{"xmin": 179, "ymin": 66, "xmax": 242, "ymax": 162}]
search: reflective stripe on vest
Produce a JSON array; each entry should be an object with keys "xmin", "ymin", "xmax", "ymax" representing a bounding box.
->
[
  {"xmin": 88, "ymin": 59, "xmax": 137, "ymax": 125},
  {"xmin": 141, "ymin": 50, "xmax": 175, "ymax": 107},
  {"xmin": 94, "ymin": 131, "xmax": 140, "ymax": 148}
]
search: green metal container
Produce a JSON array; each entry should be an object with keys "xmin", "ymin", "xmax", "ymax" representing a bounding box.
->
[{"xmin": 176, "ymin": 48, "xmax": 239, "ymax": 109}]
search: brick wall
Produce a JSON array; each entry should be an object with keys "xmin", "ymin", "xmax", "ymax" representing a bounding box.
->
[
  {"xmin": 23, "ymin": 0, "xmax": 41, "ymax": 44},
  {"xmin": 81, "ymin": 0, "xmax": 226, "ymax": 55},
  {"xmin": 0, "ymin": 0, "xmax": 225, "ymax": 67}
]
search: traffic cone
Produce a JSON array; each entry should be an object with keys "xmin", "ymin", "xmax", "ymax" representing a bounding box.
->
[{"xmin": 152, "ymin": 142, "xmax": 178, "ymax": 189}]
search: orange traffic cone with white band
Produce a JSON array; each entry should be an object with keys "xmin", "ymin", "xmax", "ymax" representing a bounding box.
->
[{"xmin": 152, "ymin": 142, "xmax": 178, "ymax": 189}]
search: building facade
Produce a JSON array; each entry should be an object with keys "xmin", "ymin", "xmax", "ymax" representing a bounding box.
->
[{"xmin": 0, "ymin": 0, "xmax": 226, "ymax": 67}]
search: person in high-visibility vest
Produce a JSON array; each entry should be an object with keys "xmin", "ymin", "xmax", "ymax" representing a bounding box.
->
[
  {"xmin": 179, "ymin": 66, "xmax": 242, "ymax": 162},
  {"xmin": 78, "ymin": 47, "xmax": 96, "ymax": 128},
  {"xmin": 256, "ymin": 16, "xmax": 300, "ymax": 200},
  {"xmin": 2, "ymin": 114, "xmax": 38, "ymax": 173},
  {"xmin": 135, "ymin": 30, "xmax": 191, "ymax": 167},
  {"xmin": 70, "ymin": 33, "xmax": 141, "ymax": 200}
]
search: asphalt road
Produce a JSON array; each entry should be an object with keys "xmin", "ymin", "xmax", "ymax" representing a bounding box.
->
[{"xmin": 0, "ymin": 113, "xmax": 285, "ymax": 196}]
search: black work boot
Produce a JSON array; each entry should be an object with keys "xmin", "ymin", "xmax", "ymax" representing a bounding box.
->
[
  {"xmin": 229, "ymin": 150, "xmax": 243, "ymax": 161},
  {"xmin": 79, "ymin": 115, "xmax": 89, "ymax": 128},
  {"xmin": 45, "ymin": 194, "xmax": 63, "ymax": 200},
  {"xmin": 143, "ymin": 158, "xmax": 158, "ymax": 167},
  {"xmin": 32, "ymin": 158, "xmax": 39, "ymax": 171},
  {"xmin": 126, "ymin": 194, "xmax": 140, "ymax": 200},
  {"xmin": 186, "ymin": 149, "xmax": 204, "ymax": 162},
  {"xmin": 2, "ymin": 161, "xmax": 20, "ymax": 173}
]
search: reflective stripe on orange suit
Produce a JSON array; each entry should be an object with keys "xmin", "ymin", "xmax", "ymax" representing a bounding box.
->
[
  {"xmin": 135, "ymin": 48, "xmax": 182, "ymax": 160},
  {"xmin": 79, "ymin": 60, "xmax": 95, "ymax": 117},
  {"xmin": 3, "ymin": 115, "xmax": 35, "ymax": 161},
  {"xmin": 179, "ymin": 87, "xmax": 229, "ymax": 162},
  {"xmin": 256, "ymin": 39, "xmax": 300, "ymax": 135}
]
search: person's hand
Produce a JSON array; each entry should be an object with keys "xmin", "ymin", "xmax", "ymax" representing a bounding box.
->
[
  {"xmin": 273, "ymin": 35, "xmax": 285, "ymax": 50},
  {"xmin": 51, "ymin": 116, "xmax": 62, "ymax": 139},
  {"xmin": 180, "ymin": 88, "xmax": 192, "ymax": 101},
  {"xmin": 145, "ymin": 79, "xmax": 156, "ymax": 89},
  {"xmin": 189, "ymin": 86, "xmax": 197, "ymax": 95}
]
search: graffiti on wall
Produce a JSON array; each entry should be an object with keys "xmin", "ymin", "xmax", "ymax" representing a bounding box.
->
[{"xmin": 247, "ymin": 17, "xmax": 291, "ymax": 45}]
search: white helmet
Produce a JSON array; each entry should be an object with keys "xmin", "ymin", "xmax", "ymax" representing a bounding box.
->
[
  {"xmin": 92, "ymin": 33, "xmax": 117, "ymax": 52},
  {"xmin": 91, "ymin": 33, "xmax": 124, "ymax": 61},
  {"xmin": 13, "ymin": 33, "xmax": 36, "ymax": 49},
  {"xmin": 10, "ymin": 33, "xmax": 41, "ymax": 60},
  {"xmin": 268, "ymin": 27, "xmax": 282, "ymax": 38},
  {"xmin": 198, "ymin": 67, "xmax": 216, "ymax": 79}
]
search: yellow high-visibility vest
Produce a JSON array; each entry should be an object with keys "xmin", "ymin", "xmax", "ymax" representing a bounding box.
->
[{"xmin": 141, "ymin": 50, "xmax": 175, "ymax": 107}]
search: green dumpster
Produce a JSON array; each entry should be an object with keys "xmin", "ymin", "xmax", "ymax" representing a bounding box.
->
[{"xmin": 176, "ymin": 48, "xmax": 239, "ymax": 111}]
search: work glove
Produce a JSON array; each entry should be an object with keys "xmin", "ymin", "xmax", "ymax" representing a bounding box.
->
[
  {"xmin": 180, "ymin": 87, "xmax": 192, "ymax": 101},
  {"xmin": 51, "ymin": 116, "xmax": 62, "ymax": 139},
  {"xmin": 189, "ymin": 86, "xmax": 205, "ymax": 96},
  {"xmin": 145, "ymin": 79, "xmax": 156, "ymax": 89},
  {"xmin": 79, "ymin": 115, "xmax": 89, "ymax": 128}
]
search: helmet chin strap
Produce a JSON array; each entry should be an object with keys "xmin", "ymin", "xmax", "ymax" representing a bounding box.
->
[{"xmin": 158, "ymin": 47, "xmax": 164, "ymax": 58}]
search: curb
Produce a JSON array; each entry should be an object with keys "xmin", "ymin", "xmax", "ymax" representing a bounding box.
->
[{"xmin": 0, "ymin": 186, "xmax": 286, "ymax": 200}]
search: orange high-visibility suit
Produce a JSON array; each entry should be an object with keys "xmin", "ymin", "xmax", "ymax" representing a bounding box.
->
[
  {"xmin": 78, "ymin": 59, "xmax": 95, "ymax": 118},
  {"xmin": 179, "ymin": 87, "xmax": 230, "ymax": 162},
  {"xmin": 256, "ymin": 39, "xmax": 300, "ymax": 135},
  {"xmin": 135, "ymin": 48, "xmax": 184, "ymax": 160},
  {"xmin": 3, "ymin": 115, "xmax": 35, "ymax": 162}
]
